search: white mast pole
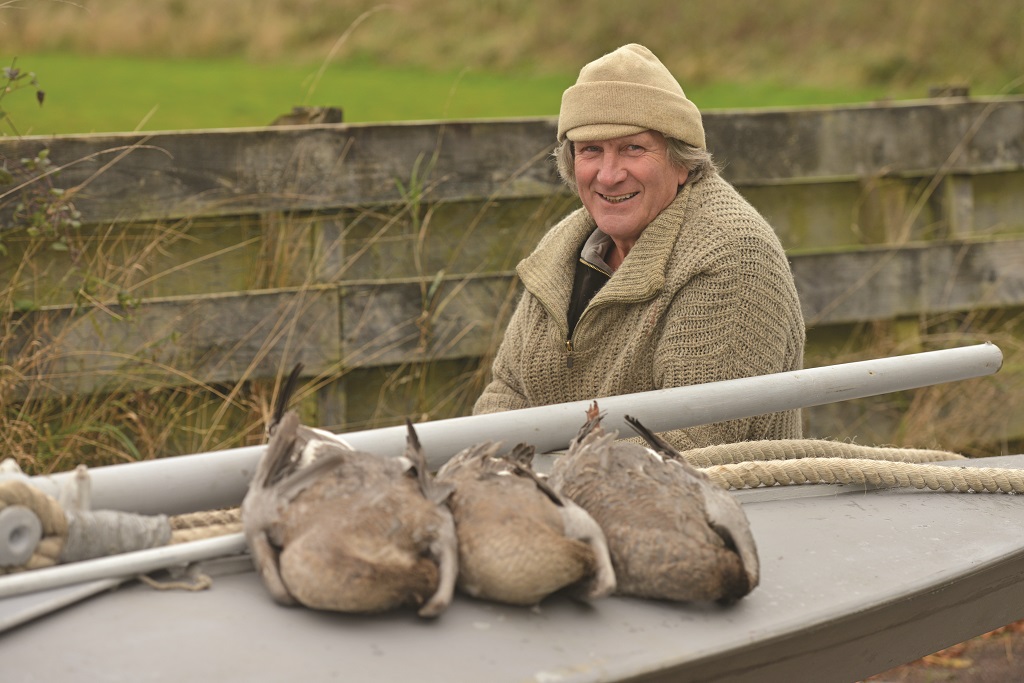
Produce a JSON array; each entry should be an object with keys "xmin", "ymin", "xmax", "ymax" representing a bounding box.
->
[{"xmin": 24, "ymin": 343, "xmax": 1004, "ymax": 516}]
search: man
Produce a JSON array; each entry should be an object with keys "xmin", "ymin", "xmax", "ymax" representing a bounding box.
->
[{"xmin": 474, "ymin": 44, "xmax": 805, "ymax": 450}]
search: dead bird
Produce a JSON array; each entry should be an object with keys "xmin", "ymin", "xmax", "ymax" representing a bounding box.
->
[
  {"xmin": 435, "ymin": 441, "xmax": 615, "ymax": 606},
  {"xmin": 241, "ymin": 368, "xmax": 457, "ymax": 618},
  {"xmin": 547, "ymin": 402, "xmax": 759, "ymax": 604}
]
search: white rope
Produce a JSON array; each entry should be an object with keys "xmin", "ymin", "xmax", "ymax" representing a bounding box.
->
[
  {"xmin": 702, "ymin": 456, "xmax": 1024, "ymax": 494},
  {"xmin": 681, "ymin": 439, "xmax": 965, "ymax": 468}
]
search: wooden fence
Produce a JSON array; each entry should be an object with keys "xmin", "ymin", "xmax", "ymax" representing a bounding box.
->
[{"xmin": 2, "ymin": 96, "xmax": 1022, "ymax": 458}]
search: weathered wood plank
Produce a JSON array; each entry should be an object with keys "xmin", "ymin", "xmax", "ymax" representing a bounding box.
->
[
  {"xmin": 6, "ymin": 238, "xmax": 1022, "ymax": 400},
  {"xmin": 333, "ymin": 195, "xmax": 576, "ymax": 282},
  {"xmin": 341, "ymin": 274, "xmax": 518, "ymax": 368},
  {"xmin": 338, "ymin": 237, "xmax": 1024, "ymax": 367},
  {"xmin": 794, "ymin": 238, "xmax": 1024, "ymax": 326},
  {"xmin": 0, "ymin": 121, "xmax": 564, "ymax": 224},
  {"xmin": 707, "ymin": 97, "xmax": 1024, "ymax": 184},
  {"xmin": 6, "ymin": 288, "xmax": 340, "ymax": 397},
  {"xmin": 2, "ymin": 98, "xmax": 1021, "ymax": 226}
]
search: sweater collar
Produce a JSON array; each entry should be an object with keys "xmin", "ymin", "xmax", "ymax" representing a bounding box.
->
[{"xmin": 518, "ymin": 183, "xmax": 693, "ymax": 316}]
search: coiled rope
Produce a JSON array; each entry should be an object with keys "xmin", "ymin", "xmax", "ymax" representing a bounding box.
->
[
  {"xmin": 681, "ymin": 439, "xmax": 965, "ymax": 468},
  {"xmin": 681, "ymin": 439, "xmax": 1024, "ymax": 493},
  {"xmin": 703, "ymin": 457, "xmax": 1024, "ymax": 493}
]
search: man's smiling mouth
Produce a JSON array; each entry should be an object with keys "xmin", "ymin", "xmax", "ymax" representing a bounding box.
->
[{"xmin": 600, "ymin": 192, "xmax": 638, "ymax": 204}]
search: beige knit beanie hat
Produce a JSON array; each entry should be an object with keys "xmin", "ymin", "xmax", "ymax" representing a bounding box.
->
[{"xmin": 557, "ymin": 43, "xmax": 705, "ymax": 149}]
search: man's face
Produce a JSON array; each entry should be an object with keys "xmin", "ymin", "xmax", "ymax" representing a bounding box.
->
[{"xmin": 573, "ymin": 130, "xmax": 689, "ymax": 248}]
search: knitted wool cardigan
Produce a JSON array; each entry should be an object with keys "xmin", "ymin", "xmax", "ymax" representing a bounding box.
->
[{"xmin": 472, "ymin": 174, "xmax": 806, "ymax": 451}]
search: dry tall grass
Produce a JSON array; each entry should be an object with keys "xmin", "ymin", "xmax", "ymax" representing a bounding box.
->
[
  {"xmin": 2, "ymin": 0, "xmax": 1022, "ymax": 94},
  {"xmin": 0, "ymin": 122, "xmax": 573, "ymax": 475},
  {"xmin": 804, "ymin": 314, "xmax": 1024, "ymax": 458},
  {"xmin": 0, "ymin": 154, "xmax": 271, "ymax": 473}
]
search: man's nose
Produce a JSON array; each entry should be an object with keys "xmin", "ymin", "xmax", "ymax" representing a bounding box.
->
[{"xmin": 597, "ymin": 153, "xmax": 627, "ymax": 184}]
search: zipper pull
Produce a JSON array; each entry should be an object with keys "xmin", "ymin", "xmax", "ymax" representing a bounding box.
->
[{"xmin": 566, "ymin": 339, "xmax": 574, "ymax": 369}]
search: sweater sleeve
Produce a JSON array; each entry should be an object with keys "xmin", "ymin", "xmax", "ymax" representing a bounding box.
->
[
  {"xmin": 651, "ymin": 230, "xmax": 805, "ymax": 450},
  {"xmin": 472, "ymin": 291, "xmax": 533, "ymax": 415}
]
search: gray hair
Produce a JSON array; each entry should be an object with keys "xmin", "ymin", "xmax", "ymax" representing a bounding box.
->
[{"xmin": 553, "ymin": 137, "xmax": 719, "ymax": 194}]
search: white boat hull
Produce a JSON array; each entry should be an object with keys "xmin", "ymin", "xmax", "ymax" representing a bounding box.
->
[{"xmin": 5, "ymin": 454, "xmax": 1024, "ymax": 682}]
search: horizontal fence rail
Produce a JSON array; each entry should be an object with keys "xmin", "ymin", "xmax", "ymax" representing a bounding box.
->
[
  {"xmin": 2, "ymin": 98, "xmax": 1022, "ymax": 223},
  {"xmin": 6, "ymin": 238, "xmax": 1024, "ymax": 396}
]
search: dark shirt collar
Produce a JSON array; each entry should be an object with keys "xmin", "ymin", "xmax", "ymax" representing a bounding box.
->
[{"xmin": 580, "ymin": 228, "xmax": 615, "ymax": 276}]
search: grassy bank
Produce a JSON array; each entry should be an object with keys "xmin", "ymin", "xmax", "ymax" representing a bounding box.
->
[
  {"xmin": 3, "ymin": 0, "xmax": 1021, "ymax": 87},
  {"xmin": 1, "ymin": 53, "xmax": 575, "ymax": 135},
  {"xmin": 2, "ymin": 0, "xmax": 1023, "ymax": 134},
  {"xmin": 4, "ymin": 53, "xmax": 914, "ymax": 136}
]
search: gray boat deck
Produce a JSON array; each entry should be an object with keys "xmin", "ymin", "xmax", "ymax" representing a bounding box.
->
[{"xmin": 5, "ymin": 455, "xmax": 1024, "ymax": 683}]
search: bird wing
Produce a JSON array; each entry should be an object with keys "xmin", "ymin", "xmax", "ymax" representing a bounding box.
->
[
  {"xmin": 253, "ymin": 410, "xmax": 300, "ymax": 490},
  {"xmin": 403, "ymin": 419, "xmax": 455, "ymax": 505}
]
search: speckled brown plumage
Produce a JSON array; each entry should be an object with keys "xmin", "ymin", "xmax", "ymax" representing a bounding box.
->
[
  {"xmin": 548, "ymin": 403, "xmax": 759, "ymax": 604},
  {"xmin": 436, "ymin": 440, "xmax": 615, "ymax": 606},
  {"xmin": 241, "ymin": 365, "xmax": 457, "ymax": 618}
]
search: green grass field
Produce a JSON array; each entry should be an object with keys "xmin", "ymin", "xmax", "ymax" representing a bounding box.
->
[
  {"xmin": 2, "ymin": 1, "xmax": 1021, "ymax": 135},
  {"xmin": 1, "ymin": 54, "xmax": 571, "ymax": 135},
  {"xmin": 4, "ymin": 52, "xmax": 916, "ymax": 136}
]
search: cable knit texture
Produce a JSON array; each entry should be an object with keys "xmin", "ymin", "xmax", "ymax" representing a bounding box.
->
[{"xmin": 473, "ymin": 175, "xmax": 806, "ymax": 451}]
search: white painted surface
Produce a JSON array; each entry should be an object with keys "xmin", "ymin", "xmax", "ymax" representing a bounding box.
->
[{"xmin": 5, "ymin": 455, "xmax": 1024, "ymax": 683}]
